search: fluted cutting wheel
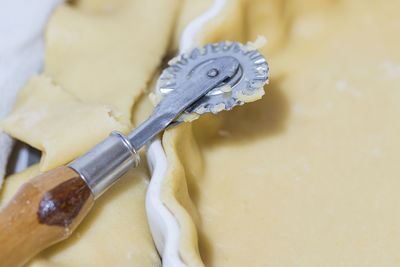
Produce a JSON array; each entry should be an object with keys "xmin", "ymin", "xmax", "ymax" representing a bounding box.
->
[{"xmin": 156, "ymin": 41, "xmax": 269, "ymax": 115}]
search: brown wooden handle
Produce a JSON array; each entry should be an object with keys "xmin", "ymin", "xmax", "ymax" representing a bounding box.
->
[{"xmin": 0, "ymin": 166, "xmax": 94, "ymax": 267}]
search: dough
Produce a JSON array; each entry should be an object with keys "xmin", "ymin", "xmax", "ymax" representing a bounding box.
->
[
  {"xmin": 3, "ymin": 0, "xmax": 400, "ymax": 266},
  {"xmin": 0, "ymin": 164, "xmax": 161, "ymax": 267},
  {"xmin": 44, "ymin": 0, "xmax": 180, "ymax": 127},
  {"xmin": 2, "ymin": 75, "xmax": 129, "ymax": 170},
  {"xmin": 161, "ymin": 0, "xmax": 400, "ymax": 266},
  {"xmin": 3, "ymin": 0, "xmax": 181, "ymax": 171},
  {"xmin": 160, "ymin": 1, "xmax": 247, "ymax": 266},
  {"xmin": 1, "ymin": 0, "xmax": 179, "ymax": 265}
]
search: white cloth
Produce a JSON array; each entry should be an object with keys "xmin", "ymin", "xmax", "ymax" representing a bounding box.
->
[{"xmin": 0, "ymin": 0, "xmax": 63, "ymax": 183}]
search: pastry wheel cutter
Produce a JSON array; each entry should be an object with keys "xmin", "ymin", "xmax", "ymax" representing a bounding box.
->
[{"xmin": 0, "ymin": 41, "xmax": 268, "ymax": 267}]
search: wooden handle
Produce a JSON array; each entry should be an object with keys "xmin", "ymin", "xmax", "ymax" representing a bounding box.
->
[{"xmin": 0, "ymin": 166, "xmax": 94, "ymax": 267}]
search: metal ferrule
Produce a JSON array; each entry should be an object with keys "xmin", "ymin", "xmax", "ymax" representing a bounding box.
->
[{"xmin": 68, "ymin": 131, "xmax": 140, "ymax": 198}]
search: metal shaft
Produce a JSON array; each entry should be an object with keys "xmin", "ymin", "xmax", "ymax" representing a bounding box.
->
[
  {"xmin": 69, "ymin": 56, "xmax": 239, "ymax": 198},
  {"xmin": 128, "ymin": 56, "xmax": 239, "ymax": 150}
]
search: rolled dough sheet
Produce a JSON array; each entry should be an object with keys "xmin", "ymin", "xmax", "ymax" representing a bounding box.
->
[
  {"xmin": 159, "ymin": 1, "xmax": 248, "ymax": 266},
  {"xmin": 1, "ymin": 0, "xmax": 180, "ymax": 265},
  {"xmin": 2, "ymin": 0, "xmax": 400, "ymax": 266},
  {"xmin": 43, "ymin": 0, "xmax": 180, "ymax": 127},
  {"xmin": 0, "ymin": 0, "xmax": 63, "ymax": 185},
  {"xmin": 2, "ymin": 75, "xmax": 129, "ymax": 170},
  {"xmin": 2, "ymin": 0, "xmax": 180, "ymax": 172},
  {"xmin": 160, "ymin": 0, "xmax": 400, "ymax": 266}
]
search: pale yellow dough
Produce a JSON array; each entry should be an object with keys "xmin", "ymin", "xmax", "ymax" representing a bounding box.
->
[
  {"xmin": 2, "ymin": 0, "xmax": 400, "ymax": 266},
  {"xmin": 1, "ymin": 0, "xmax": 180, "ymax": 266},
  {"xmin": 2, "ymin": 75, "xmax": 129, "ymax": 170},
  {"xmin": 44, "ymin": 0, "xmax": 180, "ymax": 127},
  {"xmin": 160, "ymin": 0, "xmax": 400, "ymax": 266},
  {"xmin": 3, "ymin": 0, "xmax": 180, "ymax": 171}
]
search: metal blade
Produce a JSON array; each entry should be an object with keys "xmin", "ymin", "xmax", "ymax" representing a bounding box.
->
[{"xmin": 127, "ymin": 56, "xmax": 239, "ymax": 150}]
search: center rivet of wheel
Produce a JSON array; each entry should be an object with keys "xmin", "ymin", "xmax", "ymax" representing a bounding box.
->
[{"xmin": 207, "ymin": 68, "xmax": 219, "ymax": 77}]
